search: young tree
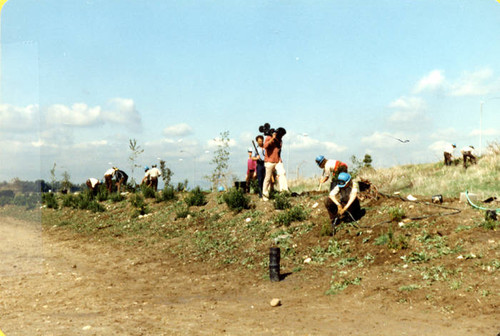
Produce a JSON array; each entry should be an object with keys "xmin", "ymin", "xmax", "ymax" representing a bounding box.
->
[
  {"xmin": 128, "ymin": 139, "xmax": 144, "ymax": 186},
  {"xmin": 205, "ymin": 130, "xmax": 231, "ymax": 191},
  {"xmin": 363, "ymin": 154, "xmax": 373, "ymax": 168},
  {"xmin": 159, "ymin": 160, "xmax": 173, "ymax": 187},
  {"xmin": 50, "ymin": 162, "xmax": 57, "ymax": 191},
  {"xmin": 61, "ymin": 171, "xmax": 72, "ymax": 192}
]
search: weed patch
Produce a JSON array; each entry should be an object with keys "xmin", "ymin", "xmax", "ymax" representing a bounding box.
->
[
  {"xmin": 222, "ymin": 188, "xmax": 251, "ymax": 212},
  {"xmin": 184, "ymin": 187, "xmax": 207, "ymax": 207}
]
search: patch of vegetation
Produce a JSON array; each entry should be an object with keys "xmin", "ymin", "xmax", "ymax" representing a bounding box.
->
[
  {"xmin": 141, "ymin": 185, "xmax": 156, "ymax": 199},
  {"xmin": 374, "ymin": 228, "xmax": 408, "ymax": 250},
  {"xmin": 326, "ymin": 272, "xmax": 362, "ymax": 295},
  {"xmin": 12, "ymin": 193, "xmax": 40, "ymax": 210},
  {"xmin": 273, "ymin": 191, "xmax": 291, "ymax": 210},
  {"xmin": 42, "ymin": 192, "xmax": 58, "ymax": 209},
  {"xmin": 110, "ymin": 193, "xmax": 124, "ymax": 203},
  {"xmin": 156, "ymin": 186, "xmax": 176, "ymax": 203},
  {"xmin": 399, "ymin": 284, "xmax": 421, "ymax": 292},
  {"xmin": 174, "ymin": 203, "xmax": 191, "ymax": 219},
  {"xmin": 184, "ymin": 187, "xmax": 207, "ymax": 206},
  {"xmin": 129, "ymin": 193, "xmax": 148, "ymax": 216},
  {"xmin": 388, "ymin": 207, "xmax": 405, "ymax": 221},
  {"xmin": 96, "ymin": 185, "xmax": 109, "ymax": 202},
  {"xmin": 478, "ymin": 219, "xmax": 498, "ymax": 230},
  {"xmin": 274, "ymin": 205, "xmax": 309, "ymax": 227},
  {"xmin": 222, "ymin": 187, "xmax": 251, "ymax": 212}
]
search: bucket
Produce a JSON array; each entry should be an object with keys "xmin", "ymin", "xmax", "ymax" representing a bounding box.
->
[
  {"xmin": 234, "ymin": 181, "xmax": 247, "ymax": 192},
  {"xmin": 432, "ymin": 195, "xmax": 443, "ymax": 204},
  {"xmin": 269, "ymin": 247, "xmax": 280, "ymax": 282}
]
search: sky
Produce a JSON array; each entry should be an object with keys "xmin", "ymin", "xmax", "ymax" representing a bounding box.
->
[{"xmin": 1, "ymin": 0, "xmax": 499, "ymax": 189}]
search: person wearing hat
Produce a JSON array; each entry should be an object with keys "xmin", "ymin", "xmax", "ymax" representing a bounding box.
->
[
  {"xmin": 86, "ymin": 177, "xmax": 101, "ymax": 196},
  {"xmin": 460, "ymin": 145, "xmax": 477, "ymax": 169},
  {"xmin": 324, "ymin": 172, "xmax": 364, "ymax": 231},
  {"xmin": 148, "ymin": 164, "xmax": 161, "ymax": 191},
  {"xmin": 104, "ymin": 167, "xmax": 116, "ymax": 193},
  {"xmin": 262, "ymin": 129, "xmax": 287, "ymax": 201},
  {"xmin": 444, "ymin": 143, "xmax": 457, "ymax": 166},
  {"xmin": 315, "ymin": 155, "xmax": 348, "ymax": 191},
  {"xmin": 141, "ymin": 166, "xmax": 150, "ymax": 186},
  {"xmin": 246, "ymin": 147, "xmax": 257, "ymax": 193}
]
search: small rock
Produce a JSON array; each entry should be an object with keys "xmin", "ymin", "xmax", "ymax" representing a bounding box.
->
[
  {"xmin": 312, "ymin": 202, "xmax": 319, "ymax": 208},
  {"xmin": 82, "ymin": 325, "xmax": 92, "ymax": 331},
  {"xmin": 270, "ymin": 298, "xmax": 281, "ymax": 307},
  {"xmin": 398, "ymin": 222, "xmax": 405, "ymax": 228},
  {"xmin": 304, "ymin": 257, "xmax": 312, "ymax": 264},
  {"xmin": 457, "ymin": 255, "xmax": 464, "ymax": 260},
  {"xmin": 187, "ymin": 215, "xmax": 192, "ymax": 219},
  {"xmin": 245, "ymin": 218, "xmax": 251, "ymax": 222}
]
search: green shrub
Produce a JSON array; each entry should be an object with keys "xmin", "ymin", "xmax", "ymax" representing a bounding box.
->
[
  {"xmin": 61, "ymin": 194, "xmax": 78, "ymax": 208},
  {"xmin": 96, "ymin": 185, "xmax": 109, "ymax": 202},
  {"xmin": 184, "ymin": 187, "xmax": 207, "ymax": 207},
  {"xmin": 42, "ymin": 192, "xmax": 58, "ymax": 209},
  {"xmin": 479, "ymin": 219, "xmax": 498, "ymax": 230},
  {"xmin": 274, "ymin": 205, "xmax": 309, "ymax": 227},
  {"xmin": 87, "ymin": 200, "xmax": 105, "ymax": 213},
  {"xmin": 388, "ymin": 207, "xmax": 405, "ymax": 221},
  {"xmin": 155, "ymin": 186, "xmax": 176, "ymax": 203},
  {"xmin": 222, "ymin": 188, "xmax": 251, "ymax": 212},
  {"xmin": 12, "ymin": 194, "xmax": 40, "ymax": 209},
  {"xmin": 175, "ymin": 204, "xmax": 191, "ymax": 219},
  {"xmin": 141, "ymin": 185, "xmax": 156, "ymax": 199},
  {"xmin": 273, "ymin": 192, "xmax": 291, "ymax": 210},
  {"xmin": 0, "ymin": 196, "xmax": 12, "ymax": 206},
  {"xmin": 110, "ymin": 193, "xmax": 124, "ymax": 203},
  {"xmin": 129, "ymin": 193, "xmax": 148, "ymax": 215}
]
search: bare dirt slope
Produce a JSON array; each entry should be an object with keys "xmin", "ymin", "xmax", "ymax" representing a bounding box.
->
[{"xmin": 0, "ymin": 215, "xmax": 498, "ymax": 336}]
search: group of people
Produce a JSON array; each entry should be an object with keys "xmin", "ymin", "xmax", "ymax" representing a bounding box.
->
[
  {"xmin": 245, "ymin": 128, "xmax": 363, "ymax": 232},
  {"xmin": 444, "ymin": 144, "xmax": 477, "ymax": 168},
  {"xmin": 86, "ymin": 164, "xmax": 161, "ymax": 195},
  {"xmin": 246, "ymin": 132, "xmax": 290, "ymax": 201}
]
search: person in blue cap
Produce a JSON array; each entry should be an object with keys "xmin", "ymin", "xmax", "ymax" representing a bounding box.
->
[
  {"xmin": 141, "ymin": 166, "xmax": 150, "ymax": 186},
  {"xmin": 443, "ymin": 143, "xmax": 456, "ymax": 166},
  {"xmin": 324, "ymin": 172, "xmax": 364, "ymax": 231},
  {"xmin": 315, "ymin": 155, "xmax": 348, "ymax": 191}
]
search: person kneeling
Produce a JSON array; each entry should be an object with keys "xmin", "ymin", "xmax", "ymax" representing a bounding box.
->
[{"xmin": 324, "ymin": 172, "xmax": 364, "ymax": 233}]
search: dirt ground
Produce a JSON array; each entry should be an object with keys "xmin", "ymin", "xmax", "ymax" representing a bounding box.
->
[{"xmin": 0, "ymin": 210, "xmax": 498, "ymax": 336}]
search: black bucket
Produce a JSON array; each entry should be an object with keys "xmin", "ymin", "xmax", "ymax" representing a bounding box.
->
[
  {"xmin": 269, "ymin": 247, "xmax": 281, "ymax": 282},
  {"xmin": 432, "ymin": 195, "xmax": 443, "ymax": 204},
  {"xmin": 234, "ymin": 181, "xmax": 247, "ymax": 192}
]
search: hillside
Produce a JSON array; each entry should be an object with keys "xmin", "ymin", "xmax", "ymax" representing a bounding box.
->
[{"xmin": 0, "ymin": 146, "xmax": 499, "ymax": 335}]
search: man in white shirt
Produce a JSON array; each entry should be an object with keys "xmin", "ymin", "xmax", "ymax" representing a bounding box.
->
[
  {"xmin": 460, "ymin": 145, "xmax": 477, "ymax": 169},
  {"xmin": 86, "ymin": 177, "xmax": 100, "ymax": 195},
  {"xmin": 147, "ymin": 164, "xmax": 161, "ymax": 191},
  {"xmin": 315, "ymin": 155, "xmax": 348, "ymax": 191},
  {"xmin": 104, "ymin": 168, "xmax": 115, "ymax": 192},
  {"xmin": 443, "ymin": 143, "xmax": 456, "ymax": 166}
]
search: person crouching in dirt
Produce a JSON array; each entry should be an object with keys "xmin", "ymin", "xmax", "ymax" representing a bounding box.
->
[
  {"xmin": 148, "ymin": 164, "xmax": 161, "ymax": 191},
  {"xmin": 443, "ymin": 143, "xmax": 457, "ymax": 166},
  {"xmin": 86, "ymin": 178, "xmax": 101, "ymax": 196},
  {"xmin": 315, "ymin": 155, "xmax": 348, "ymax": 191},
  {"xmin": 324, "ymin": 172, "xmax": 364, "ymax": 232},
  {"xmin": 104, "ymin": 168, "xmax": 115, "ymax": 193},
  {"xmin": 141, "ymin": 166, "xmax": 150, "ymax": 186},
  {"xmin": 461, "ymin": 145, "xmax": 477, "ymax": 169},
  {"xmin": 113, "ymin": 168, "xmax": 128, "ymax": 194}
]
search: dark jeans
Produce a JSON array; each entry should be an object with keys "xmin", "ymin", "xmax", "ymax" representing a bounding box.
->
[
  {"xmin": 444, "ymin": 152, "xmax": 452, "ymax": 166},
  {"xmin": 324, "ymin": 197, "xmax": 363, "ymax": 224},
  {"xmin": 256, "ymin": 162, "xmax": 265, "ymax": 197},
  {"xmin": 462, "ymin": 152, "xmax": 476, "ymax": 168}
]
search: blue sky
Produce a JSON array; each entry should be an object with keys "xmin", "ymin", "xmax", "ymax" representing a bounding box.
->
[{"xmin": 1, "ymin": 0, "xmax": 499, "ymax": 188}]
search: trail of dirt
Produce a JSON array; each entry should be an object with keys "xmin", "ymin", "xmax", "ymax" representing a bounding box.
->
[{"xmin": 0, "ymin": 216, "xmax": 498, "ymax": 335}]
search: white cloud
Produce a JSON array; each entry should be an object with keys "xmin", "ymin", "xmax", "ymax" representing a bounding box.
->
[
  {"xmin": 388, "ymin": 96, "xmax": 427, "ymax": 123},
  {"xmin": 163, "ymin": 123, "xmax": 193, "ymax": 137},
  {"xmin": 470, "ymin": 128, "xmax": 500, "ymax": 137},
  {"xmin": 449, "ymin": 68, "xmax": 494, "ymax": 96},
  {"xmin": 46, "ymin": 103, "xmax": 102, "ymax": 127},
  {"xmin": 413, "ymin": 69, "xmax": 445, "ymax": 94},
  {"xmin": 103, "ymin": 98, "xmax": 142, "ymax": 130},
  {"xmin": 287, "ymin": 135, "xmax": 346, "ymax": 153},
  {"xmin": 429, "ymin": 140, "xmax": 449, "ymax": 154},
  {"xmin": 0, "ymin": 104, "xmax": 39, "ymax": 132},
  {"xmin": 430, "ymin": 127, "xmax": 459, "ymax": 140}
]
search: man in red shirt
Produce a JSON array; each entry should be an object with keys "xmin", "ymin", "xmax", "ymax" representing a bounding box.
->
[{"xmin": 262, "ymin": 130, "xmax": 287, "ymax": 201}]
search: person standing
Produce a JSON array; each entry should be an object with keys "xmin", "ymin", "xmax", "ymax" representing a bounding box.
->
[
  {"xmin": 461, "ymin": 145, "xmax": 477, "ymax": 169},
  {"xmin": 444, "ymin": 143, "xmax": 456, "ymax": 166},
  {"xmin": 251, "ymin": 135, "xmax": 266, "ymax": 198},
  {"xmin": 148, "ymin": 164, "xmax": 161, "ymax": 191},
  {"xmin": 262, "ymin": 130, "xmax": 287, "ymax": 201},
  {"xmin": 315, "ymin": 155, "xmax": 348, "ymax": 191},
  {"xmin": 245, "ymin": 148, "xmax": 257, "ymax": 193},
  {"xmin": 141, "ymin": 166, "xmax": 150, "ymax": 186},
  {"xmin": 104, "ymin": 167, "xmax": 115, "ymax": 193}
]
